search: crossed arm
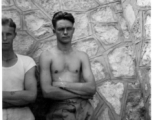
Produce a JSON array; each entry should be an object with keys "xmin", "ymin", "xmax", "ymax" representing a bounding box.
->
[
  {"xmin": 39, "ymin": 51, "xmax": 96, "ymax": 100},
  {"xmin": 3, "ymin": 67, "xmax": 37, "ymax": 108},
  {"xmin": 53, "ymin": 53, "xmax": 96, "ymax": 96}
]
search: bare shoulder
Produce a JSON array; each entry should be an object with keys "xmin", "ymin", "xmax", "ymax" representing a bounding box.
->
[
  {"xmin": 40, "ymin": 51, "xmax": 51, "ymax": 60},
  {"xmin": 74, "ymin": 50, "xmax": 89, "ymax": 61},
  {"xmin": 39, "ymin": 48, "xmax": 55, "ymax": 64}
]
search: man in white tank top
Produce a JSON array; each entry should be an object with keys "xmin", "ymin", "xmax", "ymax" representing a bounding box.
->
[{"xmin": 2, "ymin": 18, "xmax": 37, "ymax": 120}]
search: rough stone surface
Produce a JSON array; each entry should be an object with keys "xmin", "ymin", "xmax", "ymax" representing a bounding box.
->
[{"xmin": 2, "ymin": 0, "xmax": 151, "ymax": 119}]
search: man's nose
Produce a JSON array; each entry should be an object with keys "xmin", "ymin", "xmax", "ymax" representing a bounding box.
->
[
  {"xmin": 3, "ymin": 34, "xmax": 7, "ymax": 41},
  {"xmin": 63, "ymin": 29, "xmax": 68, "ymax": 34}
]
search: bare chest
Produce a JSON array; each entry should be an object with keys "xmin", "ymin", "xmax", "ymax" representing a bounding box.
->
[{"xmin": 51, "ymin": 55, "xmax": 81, "ymax": 74}]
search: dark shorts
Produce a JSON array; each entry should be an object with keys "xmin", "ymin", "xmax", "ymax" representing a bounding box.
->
[{"xmin": 46, "ymin": 98, "xmax": 93, "ymax": 120}]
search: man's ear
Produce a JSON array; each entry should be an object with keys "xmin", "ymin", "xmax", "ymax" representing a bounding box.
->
[
  {"xmin": 12, "ymin": 32, "xmax": 17, "ymax": 40},
  {"xmin": 13, "ymin": 31, "xmax": 17, "ymax": 37},
  {"xmin": 73, "ymin": 27, "xmax": 75, "ymax": 33}
]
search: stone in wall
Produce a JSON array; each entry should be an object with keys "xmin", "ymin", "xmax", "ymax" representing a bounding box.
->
[
  {"xmin": 72, "ymin": 13, "xmax": 92, "ymax": 41},
  {"xmin": 13, "ymin": 32, "xmax": 35, "ymax": 55},
  {"xmin": 2, "ymin": 0, "xmax": 13, "ymax": 6},
  {"xmin": 24, "ymin": 11, "xmax": 53, "ymax": 39},
  {"xmin": 146, "ymin": 95, "xmax": 151, "ymax": 119},
  {"xmin": 123, "ymin": 3, "xmax": 136, "ymax": 28},
  {"xmin": 15, "ymin": 0, "xmax": 37, "ymax": 11},
  {"xmin": 91, "ymin": 61, "xmax": 106, "ymax": 82},
  {"xmin": 97, "ymin": 107, "xmax": 111, "ymax": 120},
  {"xmin": 97, "ymin": 0, "xmax": 120, "ymax": 5},
  {"xmin": 118, "ymin": 14, "xmax": 130, "ymax": 39},
  {"xmin": 93, "ymin": 23, "xmax": 120, "ymax": 47},
  {"xmin": 112, "ymin": 2, "xmax": 123, "ymax": 13},
  {"xmin": 140, "ymin": 42, "xmax": 151, "ymax": 66},
  {"xmin": 121, "ymin": 0, "xmax": 126, "ymax": 3},
  {"xmin": 137, "ymin": 0, "xmax": 151, "ymax": 7},
  {"xmin": 89, "ymin": 93, "xmax": 100, "ymax": 110},
  {"xmin": 90, "ymin": 6, "xmax": 117, "ymax": 23},
  {"xmin": 35, "ymin": 0, "xmax": 61, "ymax": 15},
  {"xmin": 127, "ymin": 80, "xmax": 141, "ymax": 89},
  {"xmin": 98, "ymin": 81, "xmax": 125, "ymax": 115},
  {"xmin": 131, "ymin": 12, "xmax": 142, "ymax": 43},
  {"xmin": 143, "ymin": 10, "xmax": 151, "ymax": 40},
  {"xmin": 123, "ymin": 90, "xmax": 145, "ymax": 120},
  {"xmin": 2, "ymin": 9, "xmax": 21, "ymax": 29},
  {"xmin": 138, "ymin": 67, "xmax": 151, "ymax": 99},
  {"xmin": 91, "ymin": 56, "xmax": 110, "ymax": 82},
  {"xmin": 108, "ymin": 44, "xmax": 135, "ymax": 78},
  {"xmin": 72, "ymin": 37, "xmax": 102, "ymax": 58},
  {"xmin": 61, "ymin": 0, "xmax": 98, "ymax": 12},
  {"xmin": 113, "ymin": 0, "xmax": 123, "ymax": 13}
]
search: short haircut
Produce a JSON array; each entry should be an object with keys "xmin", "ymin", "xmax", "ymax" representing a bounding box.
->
[
  {"xmin": 52, "ymin": 11, "xmax": 75, "ymax": 29},
  {"xmin": 2, "ymin": 17, "xmax": 16, "ymax": 30}
]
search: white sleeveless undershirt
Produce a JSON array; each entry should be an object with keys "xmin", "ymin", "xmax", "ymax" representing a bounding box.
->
[
  {"xmin": 3, "ymin": 54, "xmax": 36, "ymax": 91},
  {"xmin": 3, "ymin": 54, "xmax": 36, "ymax": 120}
]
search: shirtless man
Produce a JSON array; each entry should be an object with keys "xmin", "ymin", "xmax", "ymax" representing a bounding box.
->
[
  {"xmin": 39, "ymin": 11, "xmax": 96, "ymax": 120},
  {"xmin": 2, "ymin": 18, "xmax": 37, "ymax": 120}
]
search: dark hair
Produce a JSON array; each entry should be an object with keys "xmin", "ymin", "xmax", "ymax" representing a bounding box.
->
[
  {"xmin": 52, "ymin": 11, "xmax": 75, "ymax": 29},
  {"xmin": 2, "ymin": 17, "xmax": 16, "ymax": 30}
]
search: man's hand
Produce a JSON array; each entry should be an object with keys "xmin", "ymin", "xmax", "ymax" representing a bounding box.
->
[
  {"xmin": 53, "ymin": 81, "xmax": 93, "ymax": 99},
  {"xmin": 3, "ymin": 101, "xmax": 14, "ymax": 109},
  {"xmin": 53, "ymin": 81, "xmax": 66, "ymax": 88}
]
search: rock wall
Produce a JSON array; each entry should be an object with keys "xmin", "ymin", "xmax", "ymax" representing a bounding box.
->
[{"xmin": 2, "ymin": 0, "xmax": 151, "ymax": 120}]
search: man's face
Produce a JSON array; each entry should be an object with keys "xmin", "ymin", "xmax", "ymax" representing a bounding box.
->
[
  {"xmin": 2, "ymin": 25, "xmax": 16, "ymax": 50},
  {"xmin": 54, "ymin": 19, "xmax": 74, "ymax": 44}
]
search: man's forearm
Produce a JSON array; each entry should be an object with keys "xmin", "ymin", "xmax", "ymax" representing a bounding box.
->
[
  {"xmin": 3, "ymin": 101, "xmax": 17, "ymax": 109},
  {"xmin": 43, "ymin": 86, "xmax": 82, "ymax": 100},
  {"xmin": 63, "ymin": 88, "xmax": 93, "ymax": 98},
  {"xmin": 3, "ymin": 91, "xmax": 36, "ymax": 102},
  {"xmin": 53, "ymin": 82, "xmax": 96, "ymax": 96},
  {"xmin": 3, "ymin": 100, "xmax": 29, "ymax": 109}
]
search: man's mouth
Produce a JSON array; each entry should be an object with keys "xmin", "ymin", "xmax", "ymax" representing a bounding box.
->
[
  {"xmin": 62, "ymin": 36, "xmax": 69, "ymax": 39},
  {"xmin": 3, "ymin": 43, "xmax": 9, "ymax": 45}
]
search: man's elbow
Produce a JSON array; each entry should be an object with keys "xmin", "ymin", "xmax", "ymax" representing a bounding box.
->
[
  {"xmin": 90, "ymin": 83, "xmax": 96, "ymax": 95},
  {"xmin": 42, "ymin": 91, "xmax": 49, "ymax": 98},
  {"xmin": 28, "ymin": 91, "xmax": 37, "ymax": 102},
  {"xmin": 42, "ymin": 89, "xmax": 51, "ymax": 98},
  {"xmin": 92, "ymin": 86, "xmax": 96, "ymax": 95}
]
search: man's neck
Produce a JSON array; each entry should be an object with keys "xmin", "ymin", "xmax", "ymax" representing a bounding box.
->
[
  {"xmin": 2, "ymin": 50, "xmax": 16, "ymax": 61},
  {"xmin": 57, "ymin": 42, "xmax": 73, "ymax": 54}
]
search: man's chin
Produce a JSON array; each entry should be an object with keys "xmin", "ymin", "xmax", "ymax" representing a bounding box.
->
[
  {"xmin": 62, "ymin": 39, "xmax": 71, "ymax": 43},
  {"xmin": 2, "ymin": 48, "xmax": 9, "ymax": 51},
  {"xmin": 2, "ymin": 46, "xmax": 11, "ymax": 50},
  {"xmin": 2, "ymin": 45, "xmax": 10, "ymax": 50}
]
